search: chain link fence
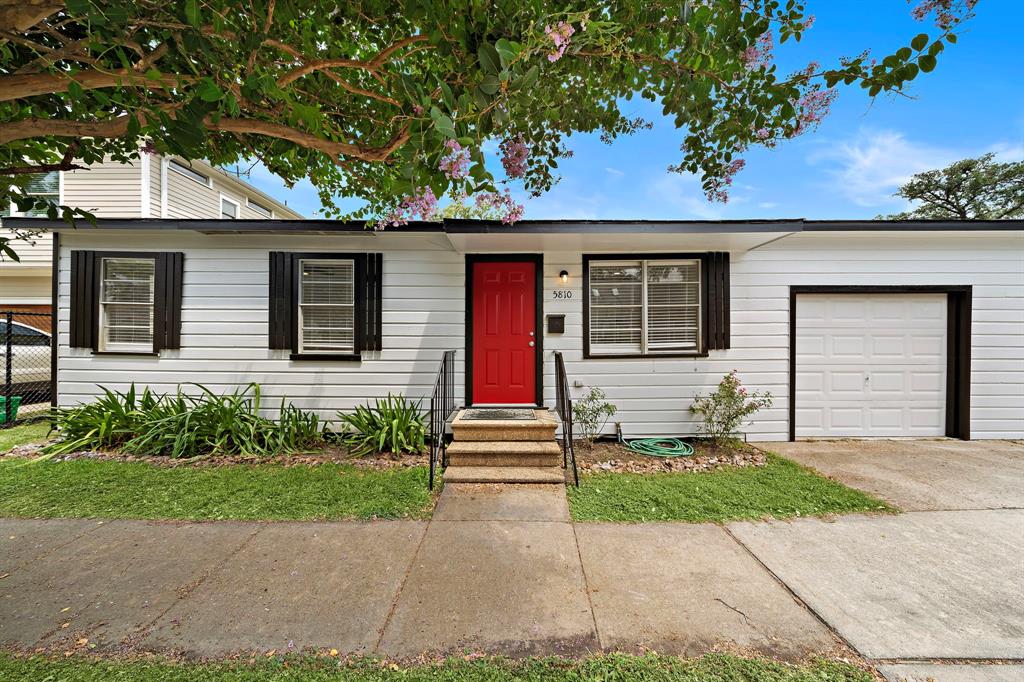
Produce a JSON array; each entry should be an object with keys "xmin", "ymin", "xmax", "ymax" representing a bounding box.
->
[{"xmin": 1, "ymin": 310, "xmax": 52, "ymax": 425}]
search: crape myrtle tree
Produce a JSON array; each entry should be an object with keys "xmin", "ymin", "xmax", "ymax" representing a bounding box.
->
[{"xmin": 0, "ymin": 0, "xmax": 977, "ymax": 257}]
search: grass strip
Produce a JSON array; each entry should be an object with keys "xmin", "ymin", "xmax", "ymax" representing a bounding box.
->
[
  {"xmin": 0, "ymin": 459, "xmax": 434, "ymax": 521},
  {"xmin": 568, "ymin": 454, "xmax": 895, "ymax": 522},
  {"xmin": 0, "ymin": 652, "xmax": 874, "ymax": 681}
]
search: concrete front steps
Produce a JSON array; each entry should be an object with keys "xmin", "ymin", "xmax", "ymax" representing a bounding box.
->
[{"xmin": 443, "ymin": 409, "xmax": 564, "ymax": 484}]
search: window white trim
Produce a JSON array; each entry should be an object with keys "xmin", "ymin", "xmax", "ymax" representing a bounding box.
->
[
  {"xmin": 587, "ymin": 257, "xmax": 702, "ymax": 357},
  {"xmin": 159, "ymin": 157, "xmax": 169, "ymax": 218},
  {"xmin": 297, "ymin": 258, "xmax": 356, "ymax": 355},
  {"xmin": 168, "ymin": 159, "xmax": 212, "ymax": 187},
  {"xmin": 98, "ymin": 256, "xmax": 156, "ymax": 353},
  {"xmin": 140, "ymin": 153, "xmax": 151, "ymax": 217},
  {"xmin": 219, "ymin": 194, "xmax": 240, "ymax": 219},
  {"xmin": 246, "ymin": 197, "xmax": 273, "ymax": 218}
]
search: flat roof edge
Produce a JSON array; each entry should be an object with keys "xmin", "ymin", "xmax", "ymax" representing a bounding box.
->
[{"xmin": 3, "ymin": 217, "xmax": 1021, "ymax": 233}]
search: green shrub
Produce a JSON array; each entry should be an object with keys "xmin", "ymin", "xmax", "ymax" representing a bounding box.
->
[
  {"xmin": 572, "ymin": 386, "xmax": 617, "ymax": 445},
  {"xmin": 336, "ymin": 394, "xmax": 426, "ymax": 456},
  {"xmin": 41, "ymin": 383, "xmax": 325, "ymax": 459},
  {"xmin": 690, "ymin": 371, "xmax": 773, "ymax": 445}
]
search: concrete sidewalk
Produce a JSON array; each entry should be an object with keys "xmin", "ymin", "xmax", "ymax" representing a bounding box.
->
[
  {"xmin": 0, "ymin": 485, "xmax": 838, "ymax": 661},
  {"xmin": 2, "ymin": 481, "xmax": 1022, "ymax": 682}
]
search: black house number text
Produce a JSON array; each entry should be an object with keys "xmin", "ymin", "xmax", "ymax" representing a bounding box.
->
[{"xmin": 553, "ymin": 290, "xmax": 573, "ymax": 299}]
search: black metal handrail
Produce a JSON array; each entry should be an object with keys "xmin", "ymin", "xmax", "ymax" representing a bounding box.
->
[
  {"xmin": 553, "ymin": 351, "xmax": 579, "ymax": 487},
  {"xmin": 428, "ymin": 349, "xmax": 456, "ymax": 490}
]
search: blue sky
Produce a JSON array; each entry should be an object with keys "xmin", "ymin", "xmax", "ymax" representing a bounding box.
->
[{"xmin": 232, "ymin": 1, "xmax": 1023, "ymax": 220}]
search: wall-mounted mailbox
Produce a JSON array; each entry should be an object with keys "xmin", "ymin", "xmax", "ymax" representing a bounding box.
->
[{"xmin": 547, "ymin": 314, "xmax": 565, "ymax": 334}]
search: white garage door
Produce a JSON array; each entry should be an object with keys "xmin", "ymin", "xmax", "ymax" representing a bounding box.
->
[{"xmin": 795, "ymin": 293, "xmax": 947, "ymax": 438}]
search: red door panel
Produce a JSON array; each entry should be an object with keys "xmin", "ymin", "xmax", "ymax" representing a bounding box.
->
[{"xmin": 472, "ymin": 261, "xmax": 536, "ymax": 404}]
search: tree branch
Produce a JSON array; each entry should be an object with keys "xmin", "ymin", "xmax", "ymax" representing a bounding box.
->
[
  {"xmin": 0, "ymin": 64, "xmax": 188, "ymax": 102},
  {"xmin": 0, "ymin": 0, "xmax": 64, "ymax": 33},
  {"xmin": 275, "ymin": 34, "xmax": 428, "ymax": 86}
]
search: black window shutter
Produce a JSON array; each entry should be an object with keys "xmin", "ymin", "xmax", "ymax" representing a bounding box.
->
[
  {"xmin": 268, "ymin": 251, "xmax": 293, "ymax": 349},
  {"xmin": 705, "ymin": 252, "xmax": 731, "ymax": 350},
  {"xmin": 69, "ymin": 250, "xmax": 97, "ymax": 349},
  {"xmin": 362, "ymin": 253, "xmax": 383, "ymax": 351},
  {"xmin": 155, "ymin": 252, "xmax": 184, "ymax": 350}
]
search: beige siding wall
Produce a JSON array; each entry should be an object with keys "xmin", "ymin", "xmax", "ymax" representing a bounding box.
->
[
  {"xmin": 163, "ymin": 163, "xmax": 299, "ymax": 219},
  {"xmin": 0, "ymin": 274, "xmax": 50, "ymax": 304},
  {"xmin": 63, "ymin": 161, "xmax": 143, "ymax": 216}
]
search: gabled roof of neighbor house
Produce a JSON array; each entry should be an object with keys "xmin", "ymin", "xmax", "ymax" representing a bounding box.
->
[{"xmin": 5, "ymin": 217, "xmax": 1023, "ymax": 233}]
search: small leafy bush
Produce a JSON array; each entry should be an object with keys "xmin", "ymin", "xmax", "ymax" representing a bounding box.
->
[
  {"xmin": 690, "ymin": 371, "xmax": 773, "ymax": 445},
  {"xmin": 336, "ymin": 394, "xmax": 427, "ymax": 456},
  {"xmin": 572, "ymin": 386, "xmax": 617, "ymax": 446},
  {"xmin": 42, "ymin": 383, "xmax": 325, "ymax": 459}
]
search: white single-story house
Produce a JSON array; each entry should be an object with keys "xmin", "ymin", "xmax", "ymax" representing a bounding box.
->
[{"xmin": 8, "ymin": 217, "xmax": 1023, "ymax": 442}]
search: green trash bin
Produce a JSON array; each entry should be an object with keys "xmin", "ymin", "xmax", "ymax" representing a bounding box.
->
[{"xmin": 0, "ymin": 396, "xmax": 22, "ymax": 424}]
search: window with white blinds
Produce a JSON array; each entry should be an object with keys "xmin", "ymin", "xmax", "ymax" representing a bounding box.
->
[
  {"xmin": 2, "ymin": 171, "xmax": 59, "ymax": 217},
  {"xmin": 588, "ymin": 259, "xmax": 701, "ymax": 355},
  {"xmin": 298, "ymin": 259, "xmax": 355, "ymax": 354},
  {"xmin": 99, "ymin": 257, "xmax": 156, "ymax": 352}
]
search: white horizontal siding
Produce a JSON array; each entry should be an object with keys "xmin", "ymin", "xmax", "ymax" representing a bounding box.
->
[
  {"xmin": 56, "ymin": 231, "xmax": 465, "ymax": 423},
  {"xmin": 63, "ymin": 161, "xmax": 143, "ymax": 217},
  {"xmin": 0, "ymin": 228, "xmax": 51, "ymax": 267},
  {"xmin": 54, "ymin": 229, "xmax": 1023, "ymax": 440}
]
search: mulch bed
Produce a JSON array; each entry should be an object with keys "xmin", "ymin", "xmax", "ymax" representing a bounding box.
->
[
  {"xmin": 573, "ymin": 439, "xmax": 766, "ymax": 474},
  {"xmin": 1, "ymin": 442, "xmax": 428, "ymax": 470}
]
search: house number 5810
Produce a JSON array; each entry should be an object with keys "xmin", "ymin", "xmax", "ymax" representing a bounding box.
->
[{"xmin": 553, "ymin": 290, "xmax": 573, "ymax": 299}]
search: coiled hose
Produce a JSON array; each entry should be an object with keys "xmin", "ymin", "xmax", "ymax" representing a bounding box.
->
[{"xmin": 616, "ymin": 423, "xmax": 694, "ymax": 457}]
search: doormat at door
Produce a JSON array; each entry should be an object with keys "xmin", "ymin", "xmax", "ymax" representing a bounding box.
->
[{"xmin": 462, "ymin": 408, "xmax": 535, "ymax": 420}]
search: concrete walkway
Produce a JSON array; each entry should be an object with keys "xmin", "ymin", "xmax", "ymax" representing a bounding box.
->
[{"xmin": 2, "ymin": 441, "xmax": 1022, "ymax": 682}]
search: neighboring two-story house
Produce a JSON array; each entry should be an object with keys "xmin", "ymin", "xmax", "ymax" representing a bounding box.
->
[{"xmin": 1, "ymin": 155, "xmax": 303, "ymax": 316}]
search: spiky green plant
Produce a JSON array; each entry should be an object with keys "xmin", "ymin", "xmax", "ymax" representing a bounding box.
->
[
  {"xmin": 336, "ymin": 394, "xmax": 427, "ymax": 457},
  {"xmin": 41, "ymin": 383, "xmax": 325, "ymax": 459}
]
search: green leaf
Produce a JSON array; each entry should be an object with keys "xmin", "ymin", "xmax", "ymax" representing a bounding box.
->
[
  {"xmin": 478, "ymin": 42, "xmax": 500, "ymax": 75},
  {"xmin": 918, "ymin": 54, "xmax": 937, "ymax": 72},
  {"xmin": 430, "ymin": 106, "xmax": 456, "ymax": 138},
  {"xmin": 911, "ymin": 33, "xmax": 929, "ymax": 51},
  {"xmin": 196, "ymin": 78, "xmax": 222, "ymax": 102},
  {"xmin": 479, "ymin": 75, "xmax": 500, "ymax": 95},
  {"xmin": 184, "ymin": 0, "xmax": 201, "ymax": 27},
  {"xmin": 495, "ymin": 38, "xmax": 522, "ymax": 69}
]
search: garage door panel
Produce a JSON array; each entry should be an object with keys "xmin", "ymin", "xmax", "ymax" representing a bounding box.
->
[{"xmin": 796, "ymin": 293, "xmax": 947, "ymax": 438}]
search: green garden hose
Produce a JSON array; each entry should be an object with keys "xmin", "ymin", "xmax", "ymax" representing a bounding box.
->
[{"xmin": 616, "ymin": 423, "xmax": 694, "ymax": 458}]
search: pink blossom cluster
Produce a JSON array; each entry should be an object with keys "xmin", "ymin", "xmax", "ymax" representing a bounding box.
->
[
  {"xmin": 911, "ymin": 0, "xmax": 977, "ymax": 29},
  {"xmin": 475, "ymin": 188, "xmax": 524, "ymax": 224},
  {"xmin": 544, "ymin": 21, "xmax": 575, "ymax": 62},
  {"xmin": 377, "ymin": 186, "xmax": 438, "ymax": 228},
  {"xmin": 704, "ymin": 159, "xmax": 746, "ymax": 203},
  {"xmin": 499, "ymin": 135, "xmax": 529, "ymax": 178},
  {"xmin": 793, "ymin": 87, "xmax": 837, "ymax": 134},
  {"xmin": 802, "ymin": 14, "xmax": 816, "ymax": 30},
  {"xmin": 438, "ymin": 139, "xmax": 470, "ymax": 180},
  {"xmin": 741, "ymin": 31, "xmax": 773, "ymax": 69}
]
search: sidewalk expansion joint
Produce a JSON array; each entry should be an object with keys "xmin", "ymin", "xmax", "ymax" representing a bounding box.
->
[
  {"xmin": 570, "ymin": 520, "xmax": 604, "ymax": 651},
  {"xmin": 373, "ymin": 516, "xmax": 431, "ymax": 653},
  {"xmin": 721, "ymin": 524, "xmax": 861, "ymax": 657}
]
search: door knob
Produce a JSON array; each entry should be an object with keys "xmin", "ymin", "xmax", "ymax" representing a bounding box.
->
[{"xmin": 528, "ymin": 341, "xmax": 535, "ymax": 347}]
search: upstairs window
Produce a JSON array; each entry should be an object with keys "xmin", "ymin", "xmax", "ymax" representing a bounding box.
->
[
  {"xmin": 298, "ymin": 259, "xmax": 355, "ymax": 354},
  {"xmin": 168, "ymin": 160, "xmax": 211, "ymax": 187},
  {"xmin": 247, "ymin": 198, "xmax": 273, "ymax": 218},
  {"xmin": 220, "ymin": 196, "xmax": 239, "ymax": 219},
  {"xmin": 3, "ymin": 171, "xmax": 59, "ymax": 217},
  {"xmin": 98, "ymin": 257, "xmax": 156, "ymax": 352}
]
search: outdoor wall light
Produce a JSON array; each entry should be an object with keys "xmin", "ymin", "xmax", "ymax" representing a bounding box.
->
[{"xmin": 559, "ymin": 270, "xmax": 569, "ymax": 284}]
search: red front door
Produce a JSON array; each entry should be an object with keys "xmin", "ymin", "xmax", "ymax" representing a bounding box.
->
[{"xmin": 472, "ymin": 260, "xmax": 537, "ymax": 404}]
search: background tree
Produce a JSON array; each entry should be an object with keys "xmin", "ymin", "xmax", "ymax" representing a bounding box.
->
[
  {"xmin": 880, "ymin": 154, "xmax": 1024, "ymax": 220},
  {"xmin": 0, "ymin": 0, "xmax": 976, "ymax": 257}
]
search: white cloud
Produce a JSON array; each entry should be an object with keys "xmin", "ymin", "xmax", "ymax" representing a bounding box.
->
[
  {"xmin": 647, "ymin": 172, "xmax": 751, "ymax": 220},
  {"xmin": 807, "ymin": 129, "xmax": 955, "ymax": 207},
  {"xmin": 604, "ymin": 167, "xmax": 625, "ymax": 178},
  {"xmin": 758, "ymin": 201, "xmax": 778, "ymax": 209},
  {"xmin": 807, "ymin": 129, "xmax": 1024, "ymax": 209}
]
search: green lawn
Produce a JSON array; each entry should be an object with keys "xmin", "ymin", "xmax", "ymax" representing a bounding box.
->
[
  {"xmin": 568, "ymin": 454, "xmax": 895, "ymax": 522},
  {"xmin": 0, "ymin": 459, "xmax": 435, "ymax": 520},
  {"xmin": 0, "ymin": 420, "xmax": 52, "ymax": 452},
  {"xmin": 0, "ymin": 653, "xmax": 874, "ymax": 682}
]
